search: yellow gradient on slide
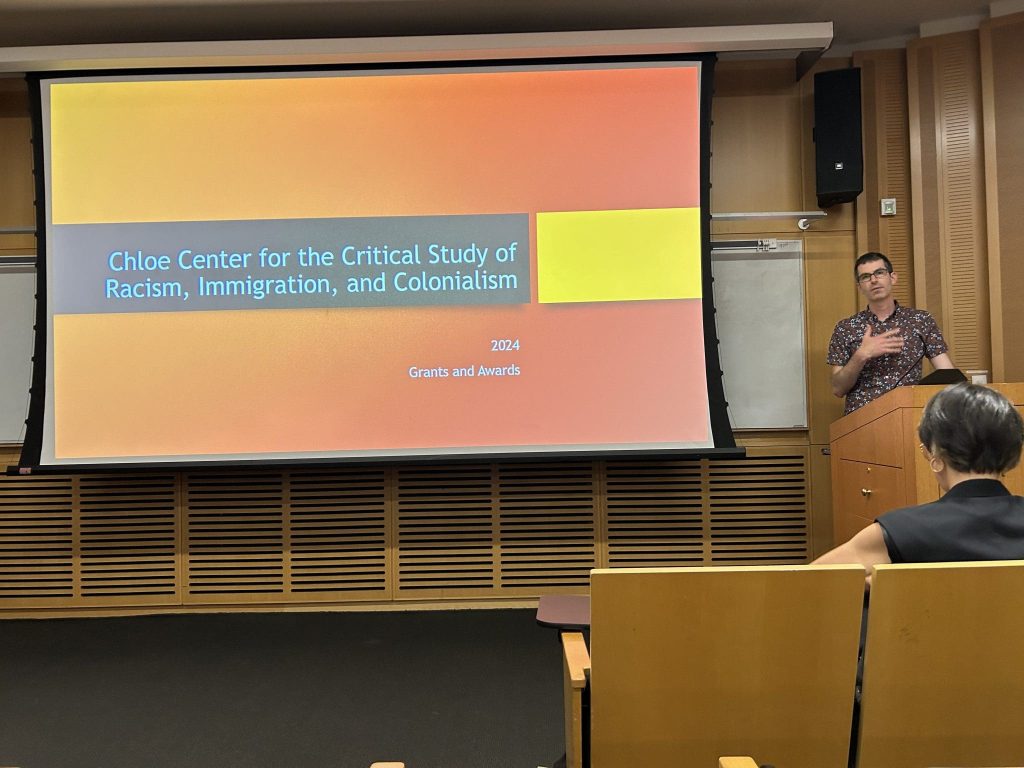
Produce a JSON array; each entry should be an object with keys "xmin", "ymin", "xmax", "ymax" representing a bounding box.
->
[{"xmin": 536, "ymin": 207, "xmax": 701, "ymax": 303}]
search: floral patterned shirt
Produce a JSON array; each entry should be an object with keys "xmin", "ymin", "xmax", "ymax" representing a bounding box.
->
[{"xmin": 827, "ymin": 302, "xmax": 948, "ymax": 414}]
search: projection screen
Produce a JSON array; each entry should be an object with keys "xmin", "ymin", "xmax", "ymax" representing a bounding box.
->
[{"xmin": 20, "ymin": 57, "xmax": 734, "ymax": 469}]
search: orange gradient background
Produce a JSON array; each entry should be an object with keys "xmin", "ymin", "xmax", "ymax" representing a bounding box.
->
[
  {"xmin": 54, "ymin": 302, "xmax": 707, "ymax": 458},
  {"xmin": 50, "ymin": 66, "xmax": 701, "ymax": 224}
]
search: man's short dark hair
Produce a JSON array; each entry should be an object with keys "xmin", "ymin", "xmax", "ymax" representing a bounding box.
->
[
  {"xmin": 854, "ymin": 252, "xmax": 894, "ymax": 281},
  {"xmin": 918, "ymin": 383, "xmax": 1024, "ymax": 474}
]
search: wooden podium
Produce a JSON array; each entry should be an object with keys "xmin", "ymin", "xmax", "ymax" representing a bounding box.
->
[{"xmin": 829, "ymin": 382, "xmax": 1024, "ymax": 546}]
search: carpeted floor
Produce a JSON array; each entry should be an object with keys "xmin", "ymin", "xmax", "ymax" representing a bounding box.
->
[{"xmin": 0, "ymin": 608, "xmax": 565, "ymax": 768}]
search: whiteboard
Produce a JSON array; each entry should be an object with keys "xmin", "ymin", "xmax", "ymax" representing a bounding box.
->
[
  {"xmin": 712, "ymin": 240, "xmax": 807, "ymax": 429},
  {"xmin": 0, "ymin": 266, "xmax": 35, "ymax": 444}
]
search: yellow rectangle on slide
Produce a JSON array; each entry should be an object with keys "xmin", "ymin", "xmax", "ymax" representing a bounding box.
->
[{"xmin": 536, "ymin": 207, "xmax": 702, "ymax": 303}]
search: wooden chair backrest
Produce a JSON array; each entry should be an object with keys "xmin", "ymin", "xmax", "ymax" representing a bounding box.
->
[
  {"xmin": 857, "ymin": 560, "xmax": 1024, "ymax": 768},
  {"xmin": 589, "ymin": 565, "xmax": 866, "ymax": 768}
]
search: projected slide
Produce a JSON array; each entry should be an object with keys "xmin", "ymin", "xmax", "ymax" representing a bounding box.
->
[{"xmin": 37, "ymin": 62, "xmax": 710, "ymax": 465}]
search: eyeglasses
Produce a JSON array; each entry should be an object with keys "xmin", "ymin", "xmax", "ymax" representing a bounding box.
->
[{"xmin": 856, "ymin": 267, "xmax": 892, "ymax": 283}]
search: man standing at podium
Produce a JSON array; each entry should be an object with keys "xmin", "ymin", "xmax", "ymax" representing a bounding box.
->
[{"xmin": 828, "ymin": 252, "xmax": 954, "ymax": 414}]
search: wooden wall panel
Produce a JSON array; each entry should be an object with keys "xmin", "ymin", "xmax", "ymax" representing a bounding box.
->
[
  {"xmin": 808, "ymin": 445, "xmax": 834, "ymax": 557},
  {"xmin": 76, "ymin": 473, "xmax": 178, "ymax": 600},
  {"xmin": 0, "ymin": 474, "xmax": 74, "ymax": 604},
  {"xmin": 0, "ymin": 78, "xmax": 34, "ymax": 233},
  {"xmin": 604, "ymin": 458, "xmax": 706, "ymax": 567},
  {"xmin": 496, "ymin": 461, "xmax": 597, "ymax": 591},
  {"xmin": 0, "ymin": 449, "xmax": 812, "ymax": 614},
  {"xmin": 711, "ymin": 61, "xmax": 804, "ymax": 226},
  {"xmin": 854, "ymin": 49, "xmax": 915, "ymax": 301},
  {"xmin": 0, "ymin": 473, "xmax": 179, "ymax": 608},
  {"xmin": 707, "ymin": 447, "xmax": 809, "ymax": 564},
  {"xmin": 981, "ymin": 12, "xmax": 1024, "ymax": 382},
  {"xmin": 184, "ymin": 470, "xmax": 288, "ymax": 600},
  {"xmin": 908, "ymin": 45, "xmax": 945, "ymax": 323},
  {"xmin": 802, "ymin": 229, "xmax": 858, "ymax": 555},
  {"xmin": 805, "ymin": 232, "xmax": 859, "ymax": 445},
  {"xmin": 394, "ymin": 463, "xmax": 498, "ymax": 596},
  {"xmin": 710, "ymin": 59, "xmax": 856, "ymax": 237},
  {"xmin": 184, "ymin": 467, "xmax": 388, "ymax": 603},
  {"xmin": 908, "ymin": 31, "xmax": 991, "ymax": 372},
  {"xmin": 288, "ymin": 467, "xmax": 388, "ymax": 595}
]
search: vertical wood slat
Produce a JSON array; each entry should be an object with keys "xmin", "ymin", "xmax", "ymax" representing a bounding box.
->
[
  {"xmin": 908, "ymin": 31, "xmax": 991, "ymax": 372},
  {"xmin": 1, "ymin": 448, "xmax": 811, "ymax": 612},
  {"xmin": 854, "ymin": 49, "xmax": 914, "ymax": 301},
  {"xmin": 980, "ymin": 11, "xmax": 1024, "ymax": 382},
  {"xmin": 909, "ymin": 44, "xmax": 945, "ymax": 327}
]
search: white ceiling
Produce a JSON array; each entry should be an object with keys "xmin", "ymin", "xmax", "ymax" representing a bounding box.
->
[{"xmin": 0, "ymin": 0, "xmax": 1006, "ymax": 51}]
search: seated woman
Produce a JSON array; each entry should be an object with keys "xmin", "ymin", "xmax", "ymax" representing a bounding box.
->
[{"xmin": 815, "ymin": 383, "xmax": 1024, "ymax": 573}]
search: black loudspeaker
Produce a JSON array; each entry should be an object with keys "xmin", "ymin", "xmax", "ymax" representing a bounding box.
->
[{"xmin": 813, "ymin": 68, "xmax": 863, "ymax": 208}]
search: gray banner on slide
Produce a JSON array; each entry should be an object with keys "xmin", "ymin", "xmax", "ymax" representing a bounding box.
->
[{"xmin": 51, "ymin": 213, "xmax": 531, "ymax": 315}]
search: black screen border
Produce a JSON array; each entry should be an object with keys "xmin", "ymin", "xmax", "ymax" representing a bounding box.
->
[{"xmin": 16, "ymin": 52, "xmax": 741, "ymax": 474}]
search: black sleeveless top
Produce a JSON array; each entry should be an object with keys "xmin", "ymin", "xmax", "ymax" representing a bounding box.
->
[{"xmin": 877, "ymin": 479, "xmax": 1024, "ymax": 563}]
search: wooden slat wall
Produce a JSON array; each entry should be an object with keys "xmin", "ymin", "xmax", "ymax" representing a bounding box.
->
[
  {"xmin": 77, "ymin": 473, "xmax": 178, "ymax": 601},
  {"xmin": 0, "ymin": 447, "xmax": 810, "ymax": 614},
  {"xmin": 183, "ymin": 467, "xmax": 390, "ymax": 603},
  {"xmin": 395, "ymin": 463, "xmax": 498, "ymax": 595},
  {"xmin": 0, "ymin": 474, "xmax": 75, "ymax": 604},
  {"xmin": 185, "ymin": 471, "xmax": 289, "ymax": 600},
  {"xmin": 289, "ymin": 467, "xmax": 389, "ymax": 595},
  {"xmin": 980, "ymin": 12, "xmax": 1024, "ymax": 382},
  {"xmin": 708, "ymin": 449, "xmax": 809, "ymax": 564},
  {"xmin": 907, "ymin": 31, "xmax": 991, "ymax": 372},
  {"xmin": 854, "ymin": 49, "xmax": 915, "ymax": 299},
  {"xmin": 604, "ymin": 458, "xmax": 705, "ymax": 567},
  {"xmin": 0, "ymin": 473, "xmax": 179, "ymax": 608},
  {"xmin": 496, "ymin": 461, "xmax": 597, "ymax": 591}
]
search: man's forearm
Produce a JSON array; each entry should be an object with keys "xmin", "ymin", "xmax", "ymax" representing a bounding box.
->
[{"xmin": 831, "ymin": 356, "xmax": 865, "ymax": 398}]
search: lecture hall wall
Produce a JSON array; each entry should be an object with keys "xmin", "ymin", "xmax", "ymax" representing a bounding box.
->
[{"xmin": 0, "ymin": 13, "xmax": 1022, "ymax": 613}]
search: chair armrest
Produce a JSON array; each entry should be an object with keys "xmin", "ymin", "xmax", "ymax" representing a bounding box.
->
[
  {"xmin": 562, "ymin": 631, "xmax": 591, "ymax": 688},
  {"xmin": 561, "ymin": 632, "xmax": 591, "ymax": 768}
]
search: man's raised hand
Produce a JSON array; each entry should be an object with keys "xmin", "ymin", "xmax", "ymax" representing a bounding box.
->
[{"xmin": 857, "ymin": 325, "xmax": 904, "ymax": 360}]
